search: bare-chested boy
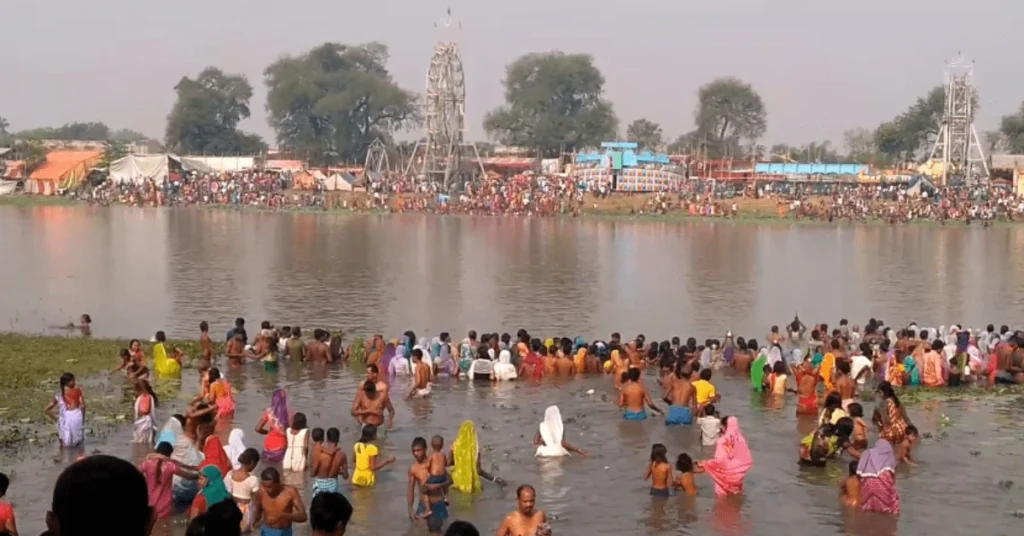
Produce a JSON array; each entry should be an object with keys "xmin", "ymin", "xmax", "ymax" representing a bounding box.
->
[
  {"xmin": 407, "ymin": 437, "xmax": 451, "ymax": 536},
  {"xmin": 352, "ymin": 380, "xmax": 395, "ymax": 429},
  {"xmin": 835, "ymin": 360, "xmax": 856, "ymax": 412},
  {"xmin": 555, "ymin": 351, "xmax": 576, "ymax": 376},
  {"xmin": 665, "ymin": 365, "xmax": 696, "ymax": 425},
  {"xmin": 541, "ymin": 346, "xmax": 557, "ymax": 376},
  {"xmin": 311, "ymin": 427, "xmax": 348, "ymax": 495},
  {"xmin": 199, "ymin": 321, "xmax": 215, "ymax": 371},
  {"xmin": 497, "ymin": 485, "xmax": 547, "ymax": 536},
  {"xmin": 620, "ymin": 367, "xmax": 662, "ymax": 420},
  {"xmin": 407, "ymin": 349, "xmax": 432, "ymax": 399},
  {"xmin": 251, "ymin": 467, "xmax": 307, "ymax": 535},
  {"xmin": 225, "ymin": 333, "xmax": 247, "ymax": 367},
  {"xmin": 306, "ymin": 329, "xmax": 331, "ymax": 364}
]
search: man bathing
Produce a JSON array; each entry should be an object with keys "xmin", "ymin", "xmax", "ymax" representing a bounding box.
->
[
  {"xmin": 407, "ymin": 436, "xmax": 451, "ymax": 535},
  {"xmin": 665, "ymin": 364, "xmax": 696, "ymax": 425},
  {"xmin": 352, "ymin": 380, "xmax": 395, "ymax": 430},
  {"xmin": 252, "ymin": 467, "xmax": 307, "ymax": 536},
  {"xmin": 619, "ymin": 368, "xmax": 663, "ymax": 420},
  {"xmin": 496, "ymin": 485, "xmax": 547, "ymax": 536},
  {"xmin": 311, "ymin": 428, "xmax": 347, "ymax": 495},
  {"xmin": 408, "ymin": 349, "xmax": 433, "ymax": 399}
]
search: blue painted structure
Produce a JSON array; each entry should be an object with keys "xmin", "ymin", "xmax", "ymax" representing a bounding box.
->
[
  {"xmin": 575, "ymin": 141, "xmax": 671, "ymax": 169},
  {"xmin": 754, "ymin": 163, "xmax": 868, "ymax": 175}
]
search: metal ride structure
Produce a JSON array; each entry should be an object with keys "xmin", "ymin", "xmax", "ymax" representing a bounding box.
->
[
  {"xmin": 927, "ymin": 53, "xmax": 990, "ymax": 186},
  {"xmin": 406, "ymin": 9, "xmax": 484, "ymax": 188},
  {"xmin": 363, "ymin": 138, "xmax": 391, "ymax": 175}
]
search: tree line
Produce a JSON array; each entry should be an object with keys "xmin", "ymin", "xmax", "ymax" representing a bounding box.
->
[{"xmin": 4, "ymin": 44, "xmax": 1024, "ymax": 166}]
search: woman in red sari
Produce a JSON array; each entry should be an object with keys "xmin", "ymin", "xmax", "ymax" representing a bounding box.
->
[{"xmin": 198, "ymin": 421, "xmax": 232, "ymax": 476}]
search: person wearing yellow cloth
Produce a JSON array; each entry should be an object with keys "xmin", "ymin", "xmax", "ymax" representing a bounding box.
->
[
  {"xmin": 819, "ymin": 340, "xmax": 839, "ymax": 392},
  {"xmin": 691, "ymin": 368, "xmax": 720, "ymax": 413},
  {"xmin": 448, "ymin": 420, "xmax": 507, "ymax": 493},
  {"xmin": 351, "ymin": 424, "xmax": 395, "ymax": 487},
  {"xmin": 153, "ymin": 331, "xmax": 182, "ymax": 378}
]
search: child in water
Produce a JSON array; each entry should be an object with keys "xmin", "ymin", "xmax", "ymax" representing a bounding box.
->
[
  {"xmin": 847, "ymin": 403, "xmax": 869, "ymax": 449},
  {"xmin": 644, "ymin": 443, "xmax": 672, "ymax": 497},
  {"xmin": 310, "ymin": 427, "xmax": 324, "ymax": 466},
  {"xmin": 698, "ymin": 404, "xmax": 721, "ymax": 447},
  {"xmin": 423, "ymin": 435, "xmax": 450, "ymax": 507},
  {"xmin": 897, "ymin": 425, "xmax": 919, "ymax": 466},
  {"xmin": 840, "ymin": 460, "xmax": 860, "ymax": 507},
  {"xmin": 673, "ymin": 453, "xmax": 703, "ymax": 495}
]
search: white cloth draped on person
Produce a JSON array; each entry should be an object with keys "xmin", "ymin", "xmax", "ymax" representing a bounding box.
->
[
  {"xmin": 225, "ymin": 428, "xmax": 246, "ymax": 470},
  {"xmin": 493, "ymin": 349, "xmax": 518, "ymax": 380},
  {"xmin": 536, "ymin": 405, "xmax": 570, "ymax": 457}
]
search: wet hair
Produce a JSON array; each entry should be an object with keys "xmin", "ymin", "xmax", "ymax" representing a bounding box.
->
[
  {"xmin": 239, "ymin": 448, "xmax": 260, "ymax": 467},
  {"xmin": 830, "ymin": 339, "xmax": 841, "ymax": 350},
  {"xmin": 833, "ymin": 417, "xmax": 854, "ymax": 442},
  {"xmin": 847, "ymin": 402, "xmax": 864, "ymax": 418},
  {"xmin": 627, "ymin": 367, "xmax": 641, "ymax": 382},
  {"xmin": 360, "ymin": 424, "xmax": 378, "ymax": 443},
  {"xmin": 81, "ymin": 314, "xmax": 92, "ymax": 324},
  {"xmin": 235, "ymin": 318, "xmax": 245, "ymax": 328},
  {"xmin": 675, "ymin": 453, "xmax": 694, "ymax": 473},
  {"xmin": 501, "ymin": 333, "xmax": 511, "ymax": 345},
  {"xmin": 310, "ymin": 491, "xmax": 353, "ymax": 534},
  {"xmin": 260, "ymin": 467, "xmax": 281, "ymax": 484},
  {"xmin": 699, "ymin": 368, "xmax": 712, "ymax": 381},
  {"xmin": 516, "ymin": 484, "xmax": 535, "ymax": 498},
  {"xmin": 445, "ymin": 520, "xmax": 481, "ymax": 536},
  {"xmin": 326, "ymin": 427, "xmax": 340, "ymax": 444},
  {"xmin": 773, "ymin": 360, "xmax": 787, "ymax": 374},
  {"xmin": 931, "ymin": 339, "xmax": 945, "ymax": 352},
  {"xmin": 200, "ymin": 321, "xmax": 209, "ymax": 332},
  {"xmin": 52, "ymin": 455, "xmax": 151, "ymax": 536},
  {"xmin": 747, "ymin": 338, "xmax": 759, "ymax": 349},
  {"xmin": 871, "ymin": 409, "xmax": 884, "ymax": 428},
  {"xmin": 538, "ymin": 346, "xmax": 548, "ymax": 357},
  {"xmin": 412, "ymin": 436, "xmax": 427, "ymax": 450},
  {"xmin": 848, "ymin": 460, "xmax": 859, "ymax": 476},
  {"xmin": 367, "ymin": 364, "xmax": 379, "ymax": 374},
  {"xmin": 311, "ymin": 428, "xmax": 325, "ymax": 443},
  {"xmin": 431, "ymin": 435, "xmax": 444, "ymax": 450},
  {"xmin": 840, "ymin": 318, "xmax": 848, "ymax": 326},
  {"xmin": 59, "ymin": 372, "xmax": 75, "ymax": 392},
  {"xmin": 208, "ymin": 367, "xmax": 221, "ymax": 382},
  {"xmin": 703, "ymin": 403, "xmax": 716, "ymax": 416},
  {"xmin": 292, "ymin": 327, "xmax": 302, "ymax": 337},
  {"xmin": 0, "ymin": 473, "xmax": 8, "ymax": 497},
  {"xmin": 876, "ymin": 381, "xmax": 901, "ymax": 407},
  {"xmin": 412, "ymin": 348, "xmax": 424, "ymax": 360},
  {"xmin": 363, "ymin": 380, "xmax": 376, "ymax": 394},
  {"xmin": 136, "ymin": 379, "xmax": 158, "ymax": 407},
  {"xmin": 837, "ymin": 360, "xmax": 851, "ymax": 375},
  {"xmin": 291, "ymin": 412, "xmax": 307, "ymax": 431},
  {"xmin": 619, "ymin": 372, "xmax": 628, "ymax": 383},
  {"xmin": 650, "ymin": 443, "xmax": 668, "ymax": 464},
  {"xmin": 120, "ymin": 348, "xmax": 130, "ymax": 360},
  {"xmin": 186, "ymin": 500, "xmax": 243, "ymax": 536},
  {"xmin": 261, "ymin": 320, "xmax": 271, "ymax": 330},
  {"xmin": 155, "ymin": 331, "xmax": 167, "ymax": 343}
]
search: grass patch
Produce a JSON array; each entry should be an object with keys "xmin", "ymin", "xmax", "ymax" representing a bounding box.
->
[
  {"xmin": 0, "ymin": 333, "xmax": 207, "ymax": 451},
  {"xmin": 0, "ymin": 195, "xmax": 79, "ymax": 207}
]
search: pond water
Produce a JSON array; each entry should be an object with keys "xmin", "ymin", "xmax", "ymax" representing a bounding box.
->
[{"xmin": 1, "ymin": 205, "xmax": 1023, "ymax": 535}]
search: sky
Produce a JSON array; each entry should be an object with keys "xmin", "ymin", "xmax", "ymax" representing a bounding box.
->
[{"xmin": 1, "ymin": 0, "xmax": 1019, "ymax": 150}]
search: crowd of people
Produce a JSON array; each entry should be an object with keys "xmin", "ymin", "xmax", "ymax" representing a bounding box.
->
[{"xmin": 8, "ymin": 313, "xmax": 1024, "ymax": 535}]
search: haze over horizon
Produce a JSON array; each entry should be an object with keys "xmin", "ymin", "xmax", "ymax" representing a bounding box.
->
[{"xmin": 1, "ymin": 0, "xmax": 1018, "ymax": 149}]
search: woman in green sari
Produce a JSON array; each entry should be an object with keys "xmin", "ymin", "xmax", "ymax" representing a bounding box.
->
[{"xmin": 751, "ymin": 347, "xmax": 768, "ymax": 392}]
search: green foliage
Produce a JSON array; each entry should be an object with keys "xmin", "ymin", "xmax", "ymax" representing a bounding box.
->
[
  {"xmin": 999, "ymin": 101, "xmax": 1024, "ymax": 154},
  {"xmin": 100, "ymin": 140, "xmax": 129, "ymax": 169},
  {"xmin": 484, "ymin": 51, "xmax": 618, "ymax": 156},
  {"xmin": 14, "ymin": 121, "xmax": 111, "ymax": 141},
  {"xmin": 349, "ymin": 336, "xmax": 366, "ymax": 366},
  {"xmin": 873, "ymin": 86, "xmax": 975, "ymax": 162},
  {"xmin": 165, "ymin": 67, "xmax": 267, "ymax": 155},
  {"xmin": 768, "ymin": 141, "xmax": 842, "ymax": 163},
  {"xmin": 10, "ymin": 140, "xmax": 48, "ymax": 172},
  {"xmin": 625, "ymin": 119, "xmax": 663, "ymax": 149},
  {"xmin": 265, "ymin": 43, "xmax": 420, "ymax": 166},
  {"xmin": 694, "ymin": 77, "xmax": 767, "ymax": 158}
]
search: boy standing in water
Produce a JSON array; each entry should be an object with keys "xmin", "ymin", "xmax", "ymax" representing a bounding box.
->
[
  {"xmin": 697, "ymin": 404, "xmax": 721, "ymax": 447},
  {"xmin": 424, "ymin": 435, "xmax": 451, "ymax": 506},
  {"xmin": 312, "ymin": 428, "xmax": 348, "ymax": 495},
  {"xmin": 408, "ymin": 349, "xmax": 433, "ymax": 399},
  {"xmin": 619, "ymin": 368, "xmax": 662, "ymax": 420},
  {"xmin": 252, "ymin": 467, "xmax": 307, "ymax": 536}
]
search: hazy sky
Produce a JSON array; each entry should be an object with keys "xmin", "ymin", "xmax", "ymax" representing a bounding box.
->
[{"xmin": 1, "ymin": 0, "xmax": 1019, "ymax": 149}]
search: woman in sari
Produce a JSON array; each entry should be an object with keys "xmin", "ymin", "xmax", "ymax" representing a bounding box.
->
[
  {"xmin": 206, "ymin": 368, "xmax": 235, "ymax": 418},
  {"xmin": 875, "ymin": 382, "xmax": 910, "ymax": 444},
  {"xmin": 132, "ymin": 379, "xmax": 158, "ymax": 444},
  {"xmin": 45, "ymin": 372, "xmax": 86, "ymax": 449},
  {"xmin": 198, "ymin": 421, "xmax": 232, "ymax": 476},
  {"xmin": 388, "ymin": 344, "xmax": 411, "ymax": 376},
  {"xmin": 750, "ymin": 349, "xmax": 768, "ymax": 392},
  {"xmin": 493, "ymin": 349, "xmax": 518, "ymax": 381},
  {"xmin": 156, "ymin": 416, "xmax": 205, "ymax": 504},
  {"xmin": 819, "ymin": 348, "xmax": 836, "ymax": 392},
  {"xmin": 380, "ymin": 341, "xmax": 396, "ymax": 373},
  {"xmin": 189, "ymin": 465, "xmax": 232, "ymax": 521},
  {"xmin": 129, "ymin": 339, "xmax": 147, "ymax": 366},
  {"xmin": 857, "ymin": 439, "xmax": 900, "ymax": 515},
  {"xmin": 255, "ymin": 388, "xmax": 289, "ymax": 462},
  {"xmin": 699, "ymin": 416, "xmax": 753, "ymax": 497},
  {"xmin": 448, "ymin": 420, "xmax": 507, "ymax": 493},
  {"xmin": 533, "ymin": 406, "xmax": 587, "ymax": 457},
  {"xmin": 884, "ymin": 349, "xmax": 904, "ymax": 387},
  {"xmin": 225, "ymin": 429, "xmax": 247, "ymax": 471},
  {"xmin": 153, "ymin": 331, "xmax": 182, "ymax": 378},
  {"xmin": 458, "ymin": 339, "xmax": 474, "ymax": 376}
]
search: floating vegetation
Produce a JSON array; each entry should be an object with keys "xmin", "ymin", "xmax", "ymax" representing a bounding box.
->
[{"xmin": 895, "ymin": 384, "xmax": 1024, "ymax": 406}]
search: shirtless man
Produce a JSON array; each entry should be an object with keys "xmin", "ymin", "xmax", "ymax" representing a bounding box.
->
[
  {"xmin": 407, "ymin": 437, "xmax": 450, "ymax": 535},
  {"xmin": 408, "ymin": 349, "xmax": 433, "ymax": 399},
  {"xmin": 555, "ymin": 351, "xmax": 576, "ymax": 376},
  {"xmin": 835, "ymin": 361, "xmax": 856, "ymax": 412},
  {"xmin": 665, "ymin": 365, "xmax": 696, "ymax": 425},
  {"xmin": 252, "ymin": 467, "xmax": 308, "ymax": 535},
  {"xmin": 199, "ymin": 321, "xmax": 215, "ymax": 371},
  {"xmin": 352, "ymin": 380, "xmax": 395, "ymax": 429},
  {"xmin": 311, "ymin": 427, "xmax": 348, "ymax": 494},
  {"xmin": 733, "ymin": 340, "xmax": 752, "ymax": 374},
  {"xmin": 225, "ymin": 333, "xmax": 247, "ymax": 367},
  {"xmin": 496, "ymin": 485, "xmax": 547, "ymax": 536},
  {"xmin": 306, "ymin": 329, "xmax": 332, "ymax": 364},
  {"xmin": 541, "ymin": 347, "xmax": 558, "ymax": 377},
  {"xmin": 619, "ymin": 367, "xmax": 662, "ymax": 420},
  {"xmin": 287, "ymin": 327, "xmax": 305, "ymax": 361}
]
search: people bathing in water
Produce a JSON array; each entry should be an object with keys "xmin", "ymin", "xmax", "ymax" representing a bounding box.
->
[
  {"xmin": 312, "ymin": 428, "xmax": 348, "ymax": 495},
  {"xmin": 408, "ymin": 436, "xmax": 452, "ymax": 536},
  {"xmin": 619, "ymin": 368, "xmax": 663, "ymax": 420},
  {"xmin": 673, "ymin": 453, "xmax": 703, "ymax": 495},
  {"xmin": 534, "ymin": 406, "xmax": 588, "ymax": 457},
  {"xmin": 44, "ymin": 372, "xmax": 86, "ymax": 450},
  {"xmin": 698, "ymin": 404, "xmax": 721, "ymax": 447},
  {"xmin": 224, "ymin": 448, "xmax": 261, "ymax": 532},
  {"xmin": 351, "ymin": 424, "xmax": 396, "ymax": 488},
  {"xmin": 840, "ymin": 460, "xmax": 861, "ymax": 507},
  {"xmin": 645, "ymin": 444, "xmax": 673, "ymax": 497},
  {"xmin": 496, "ymin": 485, "xmax": 547, "ymax": 536}
]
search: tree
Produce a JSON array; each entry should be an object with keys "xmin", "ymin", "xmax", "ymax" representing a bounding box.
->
[
  {"xmin": 165, "ymin": 67, "xmax": 266, "ymax": 154},
  {"xmin": 484, "ymin": 52, "xmax": 618, "ymax": 156},
  {"xmin": 693, "ymin": 78, "xmax": 767, "ymax": 158},
  {"xmin": 14, "ymin": 121, "xmax": 111, "ymax": 141},
  {"xmin": 0, "ymin": 116, "xmax": 9, "ymax": 136},
  {"xmin": 625, "ymin": 119, "xmax": 663, "ymax": 149},
  {"xmin": 100, "ymin": 140, "xmax": 129, "ymax": 169},
  {"xmin": 873, "ymin": 86, "xmax": 979, "ymax": 162},
  {"xmin": 999, "ymin": 102, "xmax": 1024, "ymax": 154},
  {"xmin": 265, "ymin": 42, "xmax": 419, "ymax": 166},
  {"xmin": 842, "ymin": 128, "xmax": 878, "ymax": 163}
]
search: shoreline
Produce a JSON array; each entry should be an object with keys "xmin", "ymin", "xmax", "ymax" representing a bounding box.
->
[{"xmin": 0, "ymin": 194, "xmax": 1016, "ymax": 227}]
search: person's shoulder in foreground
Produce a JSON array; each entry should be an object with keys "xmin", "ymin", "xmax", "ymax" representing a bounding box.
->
[
  {"xmin": 48, "ymin": 455, "xmax": 154, "ymax": 536},
  {"xmin": 311, "ymin": 492, "xmax": 353, "ymax": 535},
  {"xmin": 445, "ymin": 520, "xmax": 481, "ymax": 536}
]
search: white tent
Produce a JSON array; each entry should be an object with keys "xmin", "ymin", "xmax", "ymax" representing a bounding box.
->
[
  {"xmin": 180, "ymin": 156, "xmax": 256, "ymax": 172},
  {"xmin": 109, "ymin": 154, "xmax": 170, "ymax": 184},
  {"xmin": 323, "ymin": 173, "xmax": 354, "ymax": 191}
]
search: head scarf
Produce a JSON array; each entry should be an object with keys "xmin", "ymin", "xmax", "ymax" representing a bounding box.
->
[
  {"xmin": 750, "ymin": 349, "xmax": 768, "ymax": 392},
  {"xmin": 499, "ymin": 349, "xmax": 512, "ymax": 364},
  {"xmin": 701, "ymin": 417, "xmax": 753, "ymax": 496},
  {"xmin": 536, "ymin": 406, "xmax": 570, "ymax": 457},
  {"xmin": 856, "ymin": 439, "xmax": 896, "ymax": 477},
  {"xmin": 767, "ymin": 346, "xmax": 783, "ymax": 367},
  {"xmin": 430, "ymin": 336, "xmax": 442, "ymax": 358},
  {"xmin": 199, "ymin": 465, "xmax": 231, "ymax": 507},
  {"xmin": 451, "ymin": 421, "xmax": 481, "ymax": 493},
  {"xmin": 544, "ymin": 338, "xmax": 554, "ymax": 350},
  {"xmin": 156, "ymin": 416, "xmax": 181, "ymax": 447},
  {"xmin": 270, "ymin": 389, "xmax": 289, "ymax": 429},
  {"xmin": 700, "ymin": 347, "xmax": 712, "ymax": 368},
  {"xmin": 225, "ymin": 429, "xmax": 246, "ymax": 471},
  {"xmin": 418, "ymin": 337, "xmax": 430, "ymax": 354},
  {"xmin": 573, "ymin": 337, "xmax": 586, "ymax": 353}
]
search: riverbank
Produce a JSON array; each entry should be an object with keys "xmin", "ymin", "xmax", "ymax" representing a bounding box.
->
[
  {"xmin": 0, "ymin": 333, "xmax": 205, "ymax": 451},
  {"xmin": 2, "ymin": 192, "xmax": 1014, "ymax": 227}
]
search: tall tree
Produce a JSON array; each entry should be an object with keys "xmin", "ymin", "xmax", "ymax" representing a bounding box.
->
[
  {"xmin": 693, "ymin": 77, "xmax": 767, "ymax": 158},
  {"xmin": 484, "ymin": 52, "xmax": 618, "ymax": 156},
  {"xmin": 999, "ymin": 101, "xmax": 1024, "ymax": 154},
  {"xmin": 165, "ymin": 67, "xmax": 266, "ymax": 155},
  {"xmin": 265, "ymin": 43, "xmax": 419, "ymax": 166},
  {"xmin": 0, "ymin": 116, "xmax": 9, "ymax": 136},
  {"xmin": 15, "ymin": 121, "xmax": 111, "ymax": 141},
  {"xmin": 873, "ymin": 86, "xmax": 980, "ymax": 162},
  {"xmin": 625, "ymin": 119, "xmax": 663, "ymax": 149},
  {"xmin": 841, "ymin": 128, "xmax": 878, "ymax": 163}
]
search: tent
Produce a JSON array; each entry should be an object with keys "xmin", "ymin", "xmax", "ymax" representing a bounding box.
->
[
  {"xmin": 25, "ymin": 150, "xmax": 102, "ymax": 195},
  {"xmin": 109, "ymin": 154, "xmax": 170, "ymax": 184},
  {"xmin": 323, "ymin": 172, "xmax": 356, "ymax": 191},
  {"xmin": 179, "ymin": 156, "xmax": 256, "ymax": 172}
]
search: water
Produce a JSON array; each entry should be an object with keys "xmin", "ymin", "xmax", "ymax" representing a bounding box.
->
[{"xmin": 2, "ymin": 205, "xmax": 1023, "ymax": 535}]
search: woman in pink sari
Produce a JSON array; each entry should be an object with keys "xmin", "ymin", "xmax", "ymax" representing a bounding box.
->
[
  {"xmin": 857, "ymin": 439, "xmax": 899, "ymax": 515},
  {"xmin": 700, "ymin": 416, "xmax": 753, "ymax": 496}
]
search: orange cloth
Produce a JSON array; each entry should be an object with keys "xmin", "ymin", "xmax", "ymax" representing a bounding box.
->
[{"xmin": 820, "ymin": 353, "xmax": 836, "ymax": 392}]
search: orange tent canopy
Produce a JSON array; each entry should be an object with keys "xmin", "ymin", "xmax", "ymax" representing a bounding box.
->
[{"xmin": 29, "ymin": 150, "xmax": 102, "ymax": 183}]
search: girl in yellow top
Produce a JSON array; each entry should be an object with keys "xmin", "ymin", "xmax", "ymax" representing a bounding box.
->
[{"xmin": 351, "ymin": 424, "xmax": 395, "ymax": 487}]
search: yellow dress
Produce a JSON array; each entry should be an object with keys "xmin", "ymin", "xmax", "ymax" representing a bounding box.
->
[
  {"xmin": 451, "ymin": 421, "xmax": 481, "ymax": 493},
  {"xmin": 351, "ymin": 442, "xmax": 378, "ymax": 487},
  {"xmin": 153, "ymin": 343, "xmax": 181, "ymax": 377}
]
